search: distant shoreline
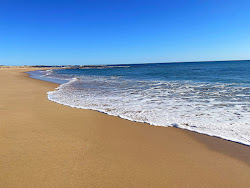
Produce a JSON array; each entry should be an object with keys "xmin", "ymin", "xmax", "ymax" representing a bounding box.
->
[{"xmin": 1, "ymin": 59, "xmax": 250, "ymax": 68}]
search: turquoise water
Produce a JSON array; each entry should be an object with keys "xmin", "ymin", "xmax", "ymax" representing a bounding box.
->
[{"xmin": 30, "ymin": 61, "xmax": 250, "ymax": 145}]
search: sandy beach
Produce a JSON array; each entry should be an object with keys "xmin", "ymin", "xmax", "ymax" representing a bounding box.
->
[{"xmin": 0, "ymin": 67, "xmax": 250, "ymax": 188}]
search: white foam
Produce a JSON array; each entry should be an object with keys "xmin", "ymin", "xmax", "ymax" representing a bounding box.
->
[{"xmin": 47, "ymin": 76, "xmax": 250, "ymax": 146}]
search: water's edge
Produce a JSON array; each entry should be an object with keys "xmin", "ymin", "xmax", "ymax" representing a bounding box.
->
[{"xmin": 27, "ymin": 69, "xmax": 250, "ymax": 147}]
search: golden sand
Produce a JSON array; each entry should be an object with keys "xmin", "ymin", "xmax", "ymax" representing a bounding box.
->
[{"xmin": 0, "ymin": 67, "xmax": 250, "ymax": 187}]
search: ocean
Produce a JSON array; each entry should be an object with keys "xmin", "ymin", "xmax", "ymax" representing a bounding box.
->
[{"xmin": 29, "ymin": 61, "xmax": 250, "ymax": 146}]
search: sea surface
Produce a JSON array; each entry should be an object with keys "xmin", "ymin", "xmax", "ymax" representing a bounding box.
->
[{"xmin": 29, "ymin": 61, "xmax": 250, "ymax": 146}]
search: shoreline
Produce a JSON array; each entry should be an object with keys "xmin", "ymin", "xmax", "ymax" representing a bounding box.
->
[
  {"xmin": 39, "ymin": 72, "xmax": 250, "ymax": 166},
  {"xmin": 1, "ymin": 67, "xmax": 250, "ymax": 187},
  {"xmin": 33, "ymin": 68, "xmax": 250, "ymax": 150}
]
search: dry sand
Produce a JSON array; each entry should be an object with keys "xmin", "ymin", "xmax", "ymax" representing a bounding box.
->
[{"xmin": 0, "ymin": 67, "xmax": 250, "ymax": 188}]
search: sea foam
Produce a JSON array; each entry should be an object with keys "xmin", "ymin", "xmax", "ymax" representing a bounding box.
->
[{"xmin": 46, "ymin": 74, "xmax": 250, "ymax": 146}]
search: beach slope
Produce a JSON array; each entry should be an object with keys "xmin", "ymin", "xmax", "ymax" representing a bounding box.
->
[{"xmin": 0, "ymin": 67, "xmax": 250, "ymax": 187}]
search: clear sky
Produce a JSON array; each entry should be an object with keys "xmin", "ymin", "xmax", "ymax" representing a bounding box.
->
[{"xmin": 1, "ymin": 0, "xmax": 250, "ymax": 65}]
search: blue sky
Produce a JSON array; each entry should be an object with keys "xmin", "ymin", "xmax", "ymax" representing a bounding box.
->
[{"xmin": 1, "ymin": 0, "xmax": 250, "ymax": 65}]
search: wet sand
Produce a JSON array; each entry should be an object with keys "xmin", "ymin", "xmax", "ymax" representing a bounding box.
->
[{"xmin": 0, "ymin": 67, "xmax": 250, "ymax": 187}]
